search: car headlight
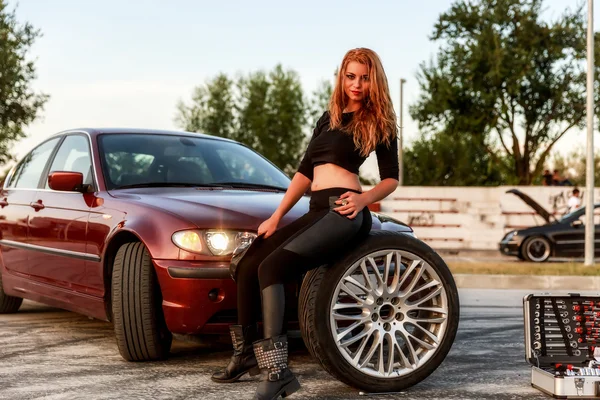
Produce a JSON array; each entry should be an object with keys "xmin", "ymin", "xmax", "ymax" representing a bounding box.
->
[
  {"xmin": 503, "ymin": 231, "xmax": 518, "ymax": 241},
  {"xmin": 172, "ymin": 229, "xmax": 257, "ymax": 256}
]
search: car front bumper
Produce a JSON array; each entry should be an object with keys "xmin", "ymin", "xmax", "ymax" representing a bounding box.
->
[
  {"xmin": 153, "ymin": 259, "xmax": 236, "ymax": 335},
  {"xmin": 498, "ymin": 240, "xmax": 520, "ymax": 257}
]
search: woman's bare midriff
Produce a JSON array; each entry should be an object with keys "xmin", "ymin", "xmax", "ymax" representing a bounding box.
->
[{"xmin": 311, "ymin": 163, "xmax": 362, "ymax": 192}]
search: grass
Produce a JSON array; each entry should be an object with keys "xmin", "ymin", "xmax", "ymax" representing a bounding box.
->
[{"xmin": 447, "ymin": 261, "xmax": 600, "ymax": 276}]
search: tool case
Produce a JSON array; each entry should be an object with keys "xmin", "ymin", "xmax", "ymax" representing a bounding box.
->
[{"xmin": 524, "ymin": 293, "xmax": 600, "ymax": 398}]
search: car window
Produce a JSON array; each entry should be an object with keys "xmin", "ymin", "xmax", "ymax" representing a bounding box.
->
[
  {"xmin": 569, "ymin": 206, "xmax": 600, "ymax": 225},
  {"xmin": 215, "ymin": 148, "xmax": 283, "ymax": 186},
  {"xmin": 45, "ymin": 135, "xmax": 93, "ymax": 189},
  {"xmin": 104, "ymin": 152, "xmax": 155, "ymax": 187},
  {"xmin": 9, "ymin": 138, "xmax": 60, "ymax": 189},
  {"xmin": 176, "ymin": 156, "xmax": 213, "ymax": 182},
  {"xmin": 560, "ymin": 208, "xmax": 586, "ymax": 222},
  {"xmin": 581, "ymin": 207, "xmax": 600, "ymax": 225},
  {"xmin": 98, "ymin": 133, "xmax": 290, "ymax": 190}
]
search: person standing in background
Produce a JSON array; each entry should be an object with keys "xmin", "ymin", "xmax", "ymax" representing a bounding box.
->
[{"xmin": 567, "ymin": 188, "xmax": 581, "ymax": 213}]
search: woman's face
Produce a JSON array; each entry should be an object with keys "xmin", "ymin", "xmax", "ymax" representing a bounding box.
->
[{"xmin": 343, "ymin": 61, "xmax": 370, "ymax": 106}]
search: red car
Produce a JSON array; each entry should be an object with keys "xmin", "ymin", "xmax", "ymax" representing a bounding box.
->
[{"xmin": 0, "ymin": 128, "xmax": 459, "ymax": 393}]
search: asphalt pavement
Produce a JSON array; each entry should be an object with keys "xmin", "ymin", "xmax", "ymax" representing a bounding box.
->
[{"xmin": 1, "ymin": 289, "xmax": 593, "ymax": 400}]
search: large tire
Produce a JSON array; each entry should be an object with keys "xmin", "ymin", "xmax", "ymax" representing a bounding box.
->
[
  {"xmin": 112, "ymin": 242, "xmax": 172, "ymax": 361},
  {"xmin": 299, "ymin": 231, "xmax": 459, "ymax": 393},
  {"xmin": 521, "ymin": 236, "xmax": 551, "ymax": 263},
  {"xmin": 0, "ymin": 271, "xmax": 22, "ymax": 313}
]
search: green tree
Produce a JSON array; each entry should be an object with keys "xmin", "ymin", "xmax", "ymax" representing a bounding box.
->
[
  {"xmin": 307, "ymin": 79, "xmax": 333, "ymax": 129},
  {"xmin": 175, "ymin": 73, "xmax": 236, "ymax": 140},
  {"xmin": 236, "ymin": 71, "xmax": 270, "ymax": 154},
  {"xmin": 410, "ymin": 0, "xmax": 592, "ymax": 185},
  {"xmin": 259, "ymin": 65, "xmax": 306, "ymax": 174},
  {"xmin": 0, "ymin": 1, "xmax": 48, "ymax": 165},
  {"xmin": 404, "ymin": 132, "xmax": 507, "ymax": 186},
  {"xmin": 176, "ymin": 65, "xmax": 307, "ymax": 175},
  {"xmin": 551, "ymin": 147, "xmax": 600, "ymax": 187}
]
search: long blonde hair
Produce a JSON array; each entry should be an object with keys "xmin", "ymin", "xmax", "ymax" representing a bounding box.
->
[{"xmin": 329, "ymin": 48, "xmax": 398, "ymax": 157}]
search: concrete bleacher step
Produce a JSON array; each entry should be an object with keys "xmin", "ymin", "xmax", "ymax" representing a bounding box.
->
[
  {"xmin": 420, "ymin": 239, "xmax": 465, "ymax": 250},
  {"xmin": 387, "ymin": 212, "xmax": 465, "ymax": 227},
  {"xmin": 471, "ymin": 206, "xmax": 503, "ymax": 214},
  {"xmin": 388, "ymin": 196, "xmax": 460, "ymax": 213},
  {"xmin": 503, "ymin": 214, "xmax": 546, "ymax": 228},
  {"xmin": 411, "ymin": 224, "xmax": 466, "ymax": 237},
  {"xmin": 392, "ymin": 196, "xmax": 457, "ymax": 203},
  {"xmin": 479, "ymin": 214, "xmax": 503, "ymax": 222},
  {"xmin": 361, "ymin": 185, "xmax": 600, "ymax": 250}
]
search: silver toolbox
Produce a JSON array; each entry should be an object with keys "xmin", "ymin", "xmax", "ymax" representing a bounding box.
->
[
  {"xmin": 531, "ymin": 366, "xmax": 600, "ymax": 398},
  {"xmin": 525, "ymin": 293, "xmax": 600, "ymax": 398}
]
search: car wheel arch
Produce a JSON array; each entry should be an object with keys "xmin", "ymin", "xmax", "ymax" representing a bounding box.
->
[{"xmin": 103, "ymin": 230, "xmax": 143, "ymax": 322}]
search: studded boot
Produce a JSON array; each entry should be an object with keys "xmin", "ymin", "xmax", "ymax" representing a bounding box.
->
[
  {"xmin": 211, "ymin": 324, "xmax": 260, "ymax": 383},
  {"xmin": 252, "ymin": 335, "xmax": 300, "ymax": 400}
]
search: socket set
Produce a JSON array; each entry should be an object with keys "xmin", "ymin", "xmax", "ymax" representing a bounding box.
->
[{"xmin": 524, "ymin": 293, "xmax": 600, "ymax": 398}]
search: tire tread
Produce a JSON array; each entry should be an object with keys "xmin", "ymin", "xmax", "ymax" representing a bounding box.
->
[
  {"xmin": 0, "ymin": 272, "xmax": 22, "ymax": 314},
  {"xmin": 112, "ymin": 242, "xmax": 172, "ymax": 361}
]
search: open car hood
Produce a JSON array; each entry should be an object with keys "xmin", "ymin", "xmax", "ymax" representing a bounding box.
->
[{"xmin": 506, "ymin": 188, "xmax": 554, "ymax": 223}]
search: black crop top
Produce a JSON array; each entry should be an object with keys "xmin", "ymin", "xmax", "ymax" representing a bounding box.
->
[{"xmin": 297, "ymin": 111, "xmax": 399, "ymax": 181}]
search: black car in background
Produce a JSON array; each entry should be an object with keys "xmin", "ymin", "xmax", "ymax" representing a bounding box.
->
[{"xmin": 499, "ymin": 189, "xmax": 600, "ymax": 262}]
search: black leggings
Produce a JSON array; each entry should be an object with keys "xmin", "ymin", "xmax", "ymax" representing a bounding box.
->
[{"xmin": 236, "ymin": 187, "xmax": 372, "ymax": 328}]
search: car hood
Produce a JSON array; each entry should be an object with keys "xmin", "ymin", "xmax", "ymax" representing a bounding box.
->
[
  {"xmin": 111, "ymin": 188, "xmax": 307, "ymax": 230},
  {"xmin": 506, "ymin": 188, "xmax": 554, "ymax": 224},
  {"xmin": 110, "ymin": 188, "xmax": 412, "ymax": 233}
]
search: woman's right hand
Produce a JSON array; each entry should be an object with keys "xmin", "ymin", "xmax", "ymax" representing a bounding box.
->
[{"xmin": 257, "ymin": 215, "xmax": 280, "ymax": 239}]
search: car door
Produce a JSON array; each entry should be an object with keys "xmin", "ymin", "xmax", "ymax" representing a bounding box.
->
[
  {"xmin": 0, "ymin": 138, "xmax": 61, "ymax": 275},
  {"xmin": 27, "ymin": 134, "xmax": 97, "ymax": 291},
  {"xmin": 553, "ymin": 205, "xmax": 600, "ymax": 257},
  {"xmin": 554, "ymin": 213, "xmax": 586, "ymax": 256}
]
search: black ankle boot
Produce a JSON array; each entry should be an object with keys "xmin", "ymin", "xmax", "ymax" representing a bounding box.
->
[
  {"xmin": 252, "ymin": 335, "xmax": 300, "ymax": 400},
  {"xmin": 211, "ymin": 324, "xmax": 260, "ymax": 383}
]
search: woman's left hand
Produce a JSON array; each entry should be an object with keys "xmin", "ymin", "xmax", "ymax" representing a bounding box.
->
[{"xmin": 334, "ymin": 192, "xmax": 369, "ymax": 219}]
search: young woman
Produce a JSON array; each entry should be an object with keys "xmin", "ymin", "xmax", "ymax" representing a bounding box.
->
[{"xmin": 212, "ymin": 48, "xmax": 400, "ymax": 400}]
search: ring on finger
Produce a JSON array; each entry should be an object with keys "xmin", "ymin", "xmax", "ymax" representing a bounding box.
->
[{"xmin": 341, "ymin": 199, "xmax": 348, "ymax": 206}]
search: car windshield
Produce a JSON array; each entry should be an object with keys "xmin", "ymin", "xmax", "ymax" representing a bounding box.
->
[
  {"xmin": 98, "ymin": 133, "xmax": 291, "ymax": 191},
  {"xmin": 557, "ymin": 205, "xmax": 600, "ymax": 223},
  {"xmin": 557, "ymin": 208, "xmax": 585, "ymax": 222}
]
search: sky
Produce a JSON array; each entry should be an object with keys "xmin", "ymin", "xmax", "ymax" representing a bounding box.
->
[{"xmin": 6, "ymin": 0, "xmax": 598, "ymax": 180}]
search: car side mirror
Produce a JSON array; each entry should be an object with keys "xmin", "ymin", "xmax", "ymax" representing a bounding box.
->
[
  {"xmin": 48, "ymin": 171, "xmax": 90, "ymax": 193},
  {"xmin": 571, "ymin": 220, "xmax": 584, "ymax": 228}
]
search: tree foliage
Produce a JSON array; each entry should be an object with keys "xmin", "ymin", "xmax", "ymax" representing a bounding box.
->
[
  {"xmin": 410, "ymin": 0, "xmax": 595, "ymax": 185},
  {"xmin": 176, "ymin": 66, "xmax": 336, "ymax": 176},
  {"xmin": 404, "ymin": 132, "xmax": 508, "ymax": 186},
  {"xmin": 0, "ymin": 1, "xmax": 48, "ymax": 165},
  {"xmin": 551, "ymin": 147, "xmax": 600, "ymax": 187},
  {"xmin": 307, "ymin": 79, "xmax": 333, "ymax": 129}
]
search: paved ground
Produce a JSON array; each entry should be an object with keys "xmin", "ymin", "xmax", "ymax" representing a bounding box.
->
[{"xmin": 1, "ymin": 288, "xmax": 593, "ymax": 400}]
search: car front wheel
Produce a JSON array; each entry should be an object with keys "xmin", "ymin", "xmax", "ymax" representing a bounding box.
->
[
  {"xmin": 521, "ymin": 236, "xmax": 551, "ymax": 262},
  {"xmin": 112, "ymin": 242, "xmax": 172, "ymax": 361},
  {"xmin": 0, "ymin": 271, "xmax": 22, "ymax": 314},
  {"xmin": 299, "ymin": 231, "xmax": 459, "ymax": 393}
]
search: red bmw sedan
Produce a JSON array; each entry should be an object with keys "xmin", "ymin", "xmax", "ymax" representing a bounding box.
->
[{"xmin": 0, "ymin": 128, "xmax": 414, "ymax": 363}]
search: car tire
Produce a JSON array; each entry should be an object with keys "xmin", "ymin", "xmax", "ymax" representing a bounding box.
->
[
  {"xmin": 522, "ymin": 236, "xmax": 551, "ymax": 263},
  {"xmin": 298, "ymin": 231, "xmax": 459, "ymax": 393},
  {"xmin": 0, "ymin": 272, "xmax": 22, "ymax": 314},
  {"xmin": 112, "ymin": 242, "xmax": 172, "ymax": 361}
]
